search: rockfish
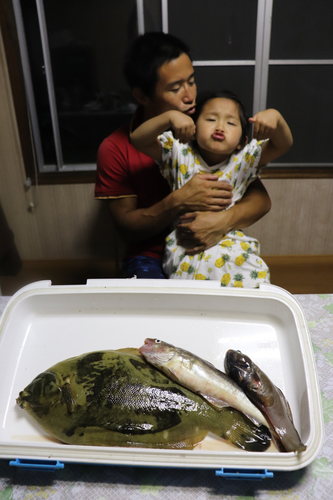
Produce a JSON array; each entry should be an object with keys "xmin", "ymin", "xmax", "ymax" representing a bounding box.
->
[
  {"xmin": 17, "ymin": 348, "xmax": 271, "ymax": 451},
  {"xmin": 139, "ymin": 338, "xmax": 268, "ymax": 427},
  {"xmin": 224, "ymin": 349, "xmax": 306, "ymax": 453}
]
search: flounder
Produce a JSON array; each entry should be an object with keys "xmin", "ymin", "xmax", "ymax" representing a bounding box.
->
[{"xmin": 17, "ymin": 348, "xmax": 271, "ymax": 451}]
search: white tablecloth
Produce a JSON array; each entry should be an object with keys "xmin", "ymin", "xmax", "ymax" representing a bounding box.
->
[{"xmin": 0, "ymin": 293, "xmax": 332, "ymax": 499}]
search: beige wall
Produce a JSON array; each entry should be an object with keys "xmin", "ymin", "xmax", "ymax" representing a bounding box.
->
[
  {"xmin": 1, "ymin": 29, "xmax": 332, "ymax": 263},
  {"xmin": 247, "ymin": 178, "xmax": 333, "ymax": 255}
]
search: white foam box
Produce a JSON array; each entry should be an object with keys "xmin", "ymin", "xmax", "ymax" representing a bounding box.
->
[{"xmin": 0, "ymin": 280, "xmax": 324, "ymax": 474}]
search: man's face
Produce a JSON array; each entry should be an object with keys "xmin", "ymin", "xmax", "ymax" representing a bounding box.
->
[{"xmin": 148, "ymin": 53, "xmax": 197, "ymax": 117}]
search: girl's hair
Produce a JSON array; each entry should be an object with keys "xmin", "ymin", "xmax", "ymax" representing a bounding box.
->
[{"xmin": 193, "ymin": 90, "xmax": 249, "ymax": 149}]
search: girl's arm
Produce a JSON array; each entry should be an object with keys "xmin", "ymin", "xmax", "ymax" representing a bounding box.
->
[
  {"xmin": 249, "ymin": 109, "xmax": 293, "ymax": 166},
  {"xmin": 130, "ymin": 110, "xmax": 196, "ymax": 162}
]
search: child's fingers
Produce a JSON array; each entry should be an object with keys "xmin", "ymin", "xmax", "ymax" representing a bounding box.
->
[
  {"xmin": 250, "ymin": 118, "xmax": 272, "ymax": 140},
  {"xmin": 249, "ymin": 117, "xmax": 260, "ymax": 139},
  {"xmin": 174, "ymin": 124, "xmax": 196, "ymax": 143}
]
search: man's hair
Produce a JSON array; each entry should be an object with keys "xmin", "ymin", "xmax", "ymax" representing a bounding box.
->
[
  {"xmin": 193, "ymin": 90, "xmax": 249, "ymax": 149},
  {"xmin": 123, "ymin": 32, "xmax": 191, "ymax": 98}
]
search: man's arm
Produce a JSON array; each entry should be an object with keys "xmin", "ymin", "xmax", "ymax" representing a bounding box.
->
[
  {"xmin": 176, "ymin": 178, "xmax": 271, "ymax": 254},
  {"xmin": 108, "ymin": 173, "xmax": 233, "ymax": 244}
]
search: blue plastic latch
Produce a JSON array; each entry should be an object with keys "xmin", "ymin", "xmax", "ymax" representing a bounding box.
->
[
  {"xmin": 215, "ymin": 468, "xmax": 274, "ymax": 480},
  {"xmin": 9, "ymin": 459, "xmax": 64, "ymax": 471}
]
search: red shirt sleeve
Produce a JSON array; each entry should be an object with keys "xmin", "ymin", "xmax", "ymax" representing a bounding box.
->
[{"xmin": 95, "ymin": 124, "xmax": 136, "ymax": 199}]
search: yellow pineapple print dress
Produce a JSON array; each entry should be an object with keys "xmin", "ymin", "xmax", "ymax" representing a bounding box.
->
[{"xmin": 158, "ymin": 132, "xmax": 270, "ymax": 288}]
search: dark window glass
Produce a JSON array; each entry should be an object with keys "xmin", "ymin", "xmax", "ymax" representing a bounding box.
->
[
  {"xmin": 194, "ymin": 66, "xmax": 255, "ymax": 116},
  {"xmin": 20, "ymin": 0, "xmax": 56, "ymax": 165},
  {"xmin": 144, "ymin": 0, "xmax": 162, "ymax": 32},
  {"xmin": 169, "ymin": 0, "xmax": 258, "ymax": 61},
  {"xmin": 267, "ymin": 65, "xmax": 333, "ymax": 163},
  {"xmin": 270, "ymin": 0, "xmax": 333, "ymax": 59},
  {"xmin": 22, "ymin": 0, "xmax": 139, "ymax": 166}
]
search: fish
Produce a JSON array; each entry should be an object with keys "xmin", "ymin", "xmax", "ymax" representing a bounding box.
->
[
  {"xmin": 16, "ymin": 348, "xmax": 271, "ymax": 451},
  {"xmin": 224, "ymin": 349, "xmax": 307, "ymax": 453},
  {"xmin": 139, "ymin": 338, "xmax": 268, "ymax": 427}
]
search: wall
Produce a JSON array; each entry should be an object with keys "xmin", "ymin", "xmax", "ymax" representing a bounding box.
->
[{"xmin": 0, "ymin": 27, "xmax": 332, "ymax": 265}]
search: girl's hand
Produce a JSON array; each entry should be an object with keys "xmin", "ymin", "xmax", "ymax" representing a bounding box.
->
[
  {"xmin": 168, "ymin": 111, "xmax": 196, "ymax": 144},
  {"xmin": 249, "ymin": 109, "xmax": 281, "ymax": 141},
  {"xmin": 249, "ymin": 109, "xmax": 293, "ymax": 165}
]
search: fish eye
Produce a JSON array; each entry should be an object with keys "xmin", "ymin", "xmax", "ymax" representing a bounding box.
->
[
  {"xmin": 155, "ymin": 339, "xmax": 161, "ymax": 343},
  {"xmin": 41, "ymin": 372, "xmax": 61, "ymax": 396},
  {"xmin": 44, "ymin": 382, "xmax": 60, "ymax": 396}
]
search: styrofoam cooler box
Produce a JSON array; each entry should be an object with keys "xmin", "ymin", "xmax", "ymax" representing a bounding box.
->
[{"xmin": 0, "ymin": 280, "xmax": 324, "ymax": 477}]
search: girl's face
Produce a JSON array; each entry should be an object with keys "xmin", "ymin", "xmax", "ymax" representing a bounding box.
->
[{"xmin": 195, "ymin": 98, "xmax": 245, "ymax": 166}]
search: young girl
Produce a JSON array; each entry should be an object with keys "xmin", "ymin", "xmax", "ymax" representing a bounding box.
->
[{"xmin": 131, "ymin": 90, "xmax": 293, "ymax": 287}]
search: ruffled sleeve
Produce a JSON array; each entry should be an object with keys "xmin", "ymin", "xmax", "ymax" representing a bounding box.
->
[
  {"xmin": 231, "ymin": 139, "xmax": 267, "ymax": 201},
  {"xmin": 158, "ymin": 131, "xmax": 177, "ymax": 189}
]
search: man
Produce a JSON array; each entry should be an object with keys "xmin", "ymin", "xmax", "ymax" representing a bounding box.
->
[{"xmin": 95, "ymin": 32, "xmax": 271, "ymax": 278}]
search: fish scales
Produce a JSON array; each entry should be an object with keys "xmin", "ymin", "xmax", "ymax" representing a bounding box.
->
[
  {"xmin": 17, "ymin": 349, "xmax": 271, "ymax": 451},
  {"xmin": 139, "ymin": 338, "xmax": 268, "ymax": 427}
]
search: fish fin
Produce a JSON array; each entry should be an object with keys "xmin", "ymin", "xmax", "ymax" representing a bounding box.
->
[
  {"xmin": 295, "ymin": 443, "xmax": 307, "ymax": 454},
  {"xmin": 275, "ymin": 389, "xmax": 307, "ymax": 453},
  {"xmin": 276, "ymin": 386, "xmax": 294, "ymax": 422},
  {"xmin": 199, "ymin": 393, "xmax": 229, "ymax": 409},
  {"xmin": 270, "ymin": 429, "xmax": 288, "ymax": 452},
  {"xmin": 167, "ymin": 368, "xmax": 182, "ymax": 382},
  {"xmin": 242, "ymin": 412, "xmax": 264, "ymax": 428},
  {"xmin": 222, "ymin": 409, "xmax": 271, "ymax": 452},
  {"xmin": 272, "ymin": 425, "xmax": 307, "ymax": 453},
  {"xmin": 62, "ymin": 383, "xmax": 75, "ymax": 414},
  {"xmin": 203, "ymin": 359, "xmax": 216, "ymax": 369}
]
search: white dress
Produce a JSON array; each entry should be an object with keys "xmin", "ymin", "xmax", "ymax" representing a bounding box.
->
[{"xmin": 158, "ymin": 132, "xmax": 270, "ymax": 288}]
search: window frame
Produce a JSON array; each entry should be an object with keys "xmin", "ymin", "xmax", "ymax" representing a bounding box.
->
[{"xmin": 1, "ymin": 0, "xmax": 333, "ymax": 186}]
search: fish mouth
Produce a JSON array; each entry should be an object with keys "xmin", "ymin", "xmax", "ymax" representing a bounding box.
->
[
  {"xmin": 17, "ymin": 396, "xmax": 46, "ymax": 413},
  {"xmin": 16, "ymin": 390, "xmax": 30, "ymax": 408},
  {"xmin": 16, "ymin": 397, "xmax": 26, "ymax": 409},
  {"xmin": 138, "ymin": 338, "xmax": 152, "ymax": 355},
  {"xmin": 16, "ymin": 390, "xmax": 45, "ymax": 411},
  {"xmin": 16, "ymin": 396, "xmax": 31, "ymax": 410}
]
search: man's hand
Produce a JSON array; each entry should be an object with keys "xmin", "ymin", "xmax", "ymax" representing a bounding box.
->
[
  {"xmin": 176, "ymin": 178, "xmax": 271, "ymax": 255},
  {"xmin": 177, "ymin": 174, "xmax": 232, "ymax": 212},
  {"xmin": 176, "ymin": 211, "xmax": 230, "ymax": 254}
]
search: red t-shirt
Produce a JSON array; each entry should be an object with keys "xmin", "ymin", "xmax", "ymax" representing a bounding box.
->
[{"xmin": 95, "ymin": 111, "xmax": 170, "ymax": 260}]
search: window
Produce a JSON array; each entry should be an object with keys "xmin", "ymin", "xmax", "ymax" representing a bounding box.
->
[
  {"xmin": 267, "ymin": 0, "xmax": 333, "ymax": 172},
  {"xmin": 3, "ymin": 0, "xmax": 333, "ymax": 182}
]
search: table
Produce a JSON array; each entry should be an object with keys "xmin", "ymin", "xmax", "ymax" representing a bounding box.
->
[{"xmin": 0, "ymin": 293, "xmax": 332, "ymax": 499}]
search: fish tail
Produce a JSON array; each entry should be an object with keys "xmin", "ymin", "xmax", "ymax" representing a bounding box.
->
[
  {"xmin": 295, "ymin": 443, "xmax": 307, "ymax": 453},
  {"xmin": 219, "ymin": 408, "xmax": 271, "ymax": 452},
  {"xmin": 280, "ymin": 433, "xmax": 307, "ymax": 453}
]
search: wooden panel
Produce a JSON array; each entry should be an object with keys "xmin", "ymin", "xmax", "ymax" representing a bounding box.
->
[
  {"xmin": 264, "ymin": 255, "xmax": 333, "ymax": 294},
  {"xmin": 1, "ymin": 255, "xmax": 332, "ymax": 296}
]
